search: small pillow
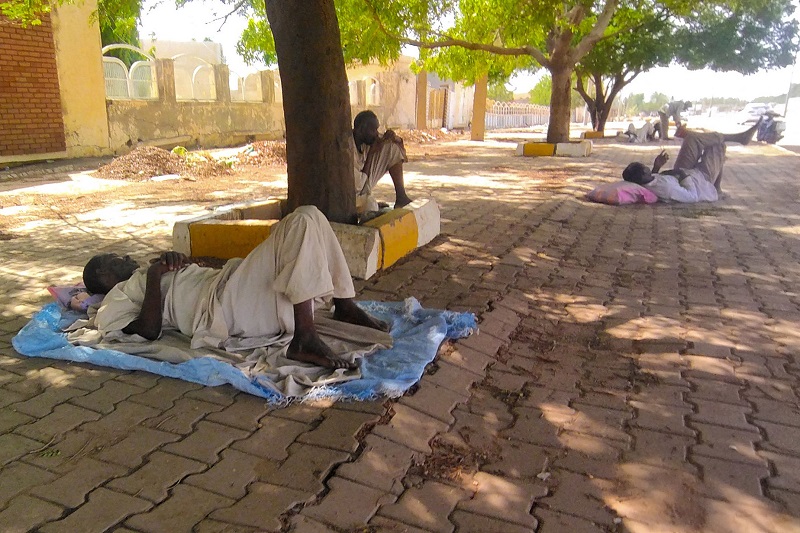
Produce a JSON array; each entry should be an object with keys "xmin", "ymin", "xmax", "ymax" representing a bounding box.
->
[
  {"xmin": 48, "ymin": 285, "xmax": 104, "ymax": 311},
  {"xmin": 587, "ymin": 181, "xmax": 658, "ymax": 205}
]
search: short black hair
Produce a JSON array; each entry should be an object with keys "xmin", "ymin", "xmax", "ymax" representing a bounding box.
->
[
  {"xmin": 354, "ymin": 110, "xmax": 378, "ymax": 130},
  {"xmin": 622, "ymin": 162, "xmax": 649, "ymax": 185},
  {"xmin": 83, "ymin": 254, "xmax": 111, "ymax": 295}
]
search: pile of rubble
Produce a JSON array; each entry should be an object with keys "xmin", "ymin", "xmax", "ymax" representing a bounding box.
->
[
  {"xmin": 94, "ymin": 146, "xmax": 233, "ymax": 181},
  {"xmin": 238, "ymin": 141, "xmax": 288, "ymax": 167},
  {"xmin": 95, "ymin": 146, "xmax": 186, "ymax": 180},
  {"xmin": 395, "ymin": 128, "xmax": 466, "ymax": 144}
]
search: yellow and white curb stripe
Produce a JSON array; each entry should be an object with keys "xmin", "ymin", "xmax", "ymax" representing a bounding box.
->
[
  {"xmin": 516, "ymin": 139, "xmax": 593, "ymax": 157},
  {"xmin": 173, "ymin": 197, "xmax": 440, "ymax": 280}
]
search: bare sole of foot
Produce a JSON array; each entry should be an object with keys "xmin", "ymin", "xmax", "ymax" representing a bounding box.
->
[
  {"xmin": 395, "ymin": 197, "xmax": 412, "ymax": 209},
  {"xmin": 287, "ymin": 333, "xmax": 356, "ymax": 369},
  {"xmin": 334, "ymin": 300, "xmax": 390, "ymax": 332}
]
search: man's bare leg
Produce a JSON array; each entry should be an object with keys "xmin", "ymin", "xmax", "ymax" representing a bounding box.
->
[
  {"xmin": 333, "ymin": 298, "xmax": 389, "ymax": 332},
  {"xmin": 388, "ymin": 162, "xmax": 412, "ymax": 209},
  {"xmin": 288, "ymin": 300, "xmax": 356, "ymax": 369}
]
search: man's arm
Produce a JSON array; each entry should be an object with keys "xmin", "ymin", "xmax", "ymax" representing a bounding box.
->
[
  {"xmin": 122, "ymin": 252, "xmax": 188, "ymax": 340},
  {"xmin": 666, "ymin": 175, "xmax": 700, "ymax": 203},
  {"xmin": 652, "ymin": 150, "xmax": 669, "ymax": 173}
]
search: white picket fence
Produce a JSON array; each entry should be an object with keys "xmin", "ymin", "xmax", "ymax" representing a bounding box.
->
[{"xmin": 485, "ymin": 102, "xmax": 549, "ymax": 129}]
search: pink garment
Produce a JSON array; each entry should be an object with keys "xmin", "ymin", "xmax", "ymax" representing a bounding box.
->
[{"xmin": 587, "ymin": 182, "xmax": 659, "ymax": 205}]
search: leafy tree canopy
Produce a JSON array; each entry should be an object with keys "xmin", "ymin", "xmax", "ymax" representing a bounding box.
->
[{"xmin": 487, "ymin": 80, "xmax": 513, "ymax": 102}]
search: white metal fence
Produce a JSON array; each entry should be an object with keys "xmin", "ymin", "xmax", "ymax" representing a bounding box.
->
[
  {"xmin": 102, "ymin": 45, "xmax": 158, "ymax": 100},
  {"xmin": 486, "ymin": 102, "xmax": 549, "ymax": 129}
]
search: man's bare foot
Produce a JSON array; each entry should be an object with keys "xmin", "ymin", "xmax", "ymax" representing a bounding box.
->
[
  {"xmin": 333, "ymin": 298, "xmax": 390, "ymax": 332},
  {"xmin": 287, "ymin": 330, "xmax": 356, "ymax": 369},
  {"xmin": 394, "ymin": 195, "xmax": 412, "ymax": 209}
]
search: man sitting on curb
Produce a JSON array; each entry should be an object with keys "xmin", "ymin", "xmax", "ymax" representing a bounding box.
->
[
  {"xmin": 621, "ymin": 124, "xmax": 758, "ymax": 203},
  {"xmin": 82, "ymin": 206, "xmax": 389, "ymax": 370},
  {"xmin": 352, "ymin": 110, "xmax": 412, "ymax": 214}
]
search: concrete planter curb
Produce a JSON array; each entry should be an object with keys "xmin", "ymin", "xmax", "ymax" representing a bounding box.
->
[
  {"xmin": 173, "ymin": 198, "xmax": 440, "ymax": 279},
  {"xmin": 516, "ymin": 139, "xmax": 593, "ymax": 157}
]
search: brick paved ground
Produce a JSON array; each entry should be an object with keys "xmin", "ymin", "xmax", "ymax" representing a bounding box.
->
[{"xmin": 1, "ymin": 136, "xmax": 799, "ymax": 532}]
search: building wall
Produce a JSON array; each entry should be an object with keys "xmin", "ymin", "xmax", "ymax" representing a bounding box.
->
[
  {"xmin": 51, "ymin": 0, "xmax": 110, "ymax": 157},
  {"xmin": 0, "ymin": 14, "xmax": 67, "ymax": 157}
]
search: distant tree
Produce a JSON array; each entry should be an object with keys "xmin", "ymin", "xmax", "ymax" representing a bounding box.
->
[
  {"xmin": 96, "ymin": 0, "xmax": 143, "ymax": 66},
  {"xmin": 529, "ymin": 74, "xmax": 584, "ymax": 108},
  {"xmin": 487, "ymin": 81, "xmax": 514, "ymax": 102}
]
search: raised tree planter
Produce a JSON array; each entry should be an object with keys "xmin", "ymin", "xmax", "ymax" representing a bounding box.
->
[
  {"xmin": 581, "ymin": 131, "xmax": 605, "ymax": 139},
  {"xmin": 516, "ymin": 139, "xmax": 593, "ymax": 158},
  {"xmin": 173, "ymin": 198, "xmax": 440, "ymax": 280}
]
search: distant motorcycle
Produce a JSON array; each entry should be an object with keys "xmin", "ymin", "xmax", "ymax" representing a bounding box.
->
[{"xmin": 757, "ymin": 112, "xmax": 786, "ymax": 144}]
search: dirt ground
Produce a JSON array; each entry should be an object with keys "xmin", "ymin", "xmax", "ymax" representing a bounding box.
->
[{"xmin": 0, "ymin": 129, "xmax": 469, "ymax": 233}]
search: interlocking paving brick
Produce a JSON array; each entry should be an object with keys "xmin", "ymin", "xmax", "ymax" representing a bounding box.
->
[
  {"xmin": 693, "ymin": 455, "xmax": 769, "ymax": 500},
  {"xmin": 0, "ymin": 408, "xmax": 33, "ymax": 432},
  {"xmin": 560, "ymin": 404, "xmax": 633, "ymax": 443},
  {"xmin": 451, "ymin": 510, "xmax": 536, "ymax": 533},
  {"xmin": 691, "ymin": 421, "xmax": 765, "ymax": 466},
  {"xmin": 372, "ymin": 403, "xmax": 449, "ymax": 454},
  {"xmin": 440, "ymin": 344, "xmax": 494, "ymax": 375},
  {"xmin": 533, "ymin": 508, "xmax": 605, "ymax": 533},
  {"xmin": 185, "ymin": 448, "xmax": 262, "ymax": 499},
  {"xmin": 336, "ymin": 434, "xmax": 417, "ymax": 495},
  {"xmin": 79, "ymin": 401, "xmax": 161, "ymax": 437},
  {"xmin": 0, "ymin": 462, "xmax": 56, "ymax": 507},
  {"xmin": 143, "ymin": 397, "xmax": 224, "ymax": 435},
  {"xmin": 30, "ymin": 457, "xmax": 127, "ymax": 507},
  {"xmin": 685, "ymin": 378, "xmax": 748, "ymax": 406},
  {"xmin": 623, "ymin": 428, "xmax": 695, "ymax": 470},
  {"xmin": 0, "ymin": 495, "xmax": 64, "ymax": 533},
  {"xmin": 232, "ymin": 415, "xmax": 308, "ymax": 461},
  {"xmin": 8, "ymin": 384, "xmax": 86, "ymax": 418},
  {"xmin": 259, "ymin": 443, "xmax": 349, "ymax": 493},
  {"xmin": 206, "ymin": 394, "xmax": 272, "ymax": 430},
  {"xmin": 701, "ymin": 496, "xmax": 799, "ymax": 533},
  {"xmin": 749, "ymin": 397, "xmax": 800, "ymax": 427},
  {"xmin": 38, "ymin": 487, "xmax": 151, "ymax": 533},
  {"xmin": 69, "ymin": 379, "xmax": 147, "ymax": 414},
  {"xmin": 124, "ymin": 484, "xmax": 235, "ymax": 532},
  {"xmin": 94, "ymin": 426, "xmax": 180, "ymax": 468},
  {"xmin": 761, "ymin": 451, "xmax": 800, "ymax": 493},
  {"xmin": 753, "ymin": 420, "xmax": 800, "ymax": 456},
  {"xmin": 628, "ymin": 400, "xmax": 696, "ymax": 437},
  {"xmin": 456, "ymin": 471, "xmax": 543, "ymax": 527},
  {"xmin": 14, "ymin": 403, "xmax": 101, "ymax": 442},
  {"xmin": 537, "ymin": 470, "xmax": 619, "ymax": 525},
  {"xmin": 163, "ymin": 420, "xmax": 249, "ymax": 463},
  {"xmin": 689, "ymin": 398, "xmax": 756, "ymax": 431},
  {"xmin": 421, "ymin": 360, "xmax": 481, "ymax": 396},
  {"xmin": 194, "ymin": 518, "xmax": 262, "ymax": 532},
  {"xmin": 400, "ymin": 381, "xmax": 467, "ymax": 424},
  {"xmin": 302, "ymin": 476, "xmax": 395, "ymax": 527},
  {"xmin": 210, "ymin": 482, "xmax": 312, "ymax": 530},
  {"xmin": 378, "ymin": 479, "xmax": 471, "ymax": 532},
  {"xmin": 129, "ymin": 378, "xmax": 204, "ymax": 410},
  {"xmin": 107, "ymin": 450, "xmax": 207, "ymax": 502},
  {"xmin": 296, "ymin": 409, "xmax": 380, "ymax": 452},
  {"xmin": 508, "ymin": 407, "xmax": 569, "ymax": 449}
]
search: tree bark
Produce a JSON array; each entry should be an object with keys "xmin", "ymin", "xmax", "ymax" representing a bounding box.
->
[
  {"xmin": 546, "ymin": 64, "xmax": 572, "ymax": 143},
  {"xmin": 265, "ymin": 0, "xmax": 355, "ymax": 224}
]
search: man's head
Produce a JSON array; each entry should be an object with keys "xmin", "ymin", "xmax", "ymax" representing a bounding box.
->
[
  {"xmin": 83, "ymin": 253, "xmax": 140, "ymax": 295},
  {"xmin": 353, "ymin": 110, "xmax": 380, "ymax": 146},
  {"xmin": 622, "ymin": 162, "xmax": 653, "ymax": 185}
]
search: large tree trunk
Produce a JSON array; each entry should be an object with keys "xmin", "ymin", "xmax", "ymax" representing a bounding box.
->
[
  {"xmin": 546, "ymin": 64, "xmax": 572, "ymax": 143},
  {"xmin": 265, "ymin": 0, "xmax": 355, "ymax": 224}
]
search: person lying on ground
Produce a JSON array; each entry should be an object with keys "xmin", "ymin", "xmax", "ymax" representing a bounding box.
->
[
  {"xmin": 82, "ymin": 206, "xmax": 388, "ymax": 370},
  {"xmin": 621, "ymin": 121, "xmax": 762, "ymax": 203},
  {"xmin": 624, "ymin": 121, "xmax": 657, "ymax": 143},
  {"xmin": 352, "ymin": 110, "xmax": 412, "ymax": 214}
]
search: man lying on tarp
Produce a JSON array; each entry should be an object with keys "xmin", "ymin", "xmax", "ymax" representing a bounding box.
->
[{"xmin": 81, "ymin": 205, "xmax": 389, "ymax": 370}]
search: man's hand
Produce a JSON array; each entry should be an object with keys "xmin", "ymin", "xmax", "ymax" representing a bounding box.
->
[
  {"xmin": 148, "ymin": 251, "xmax": 189, "ymax": 276},
  {"xmin": 653, "ymin": 150, "xmax": 669, "ymax": 173},
  {"xmin": 381, "ymin": 129, "xmax": 397, "ymax": 142}
]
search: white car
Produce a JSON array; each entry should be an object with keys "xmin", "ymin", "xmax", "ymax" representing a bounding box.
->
[{"xmin": 738, "ymin": 102, "xmax": 773, "ymax": 124}]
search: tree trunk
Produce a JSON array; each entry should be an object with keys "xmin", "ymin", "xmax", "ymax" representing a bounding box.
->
[
  {"xmin": 265, "ymin": 0, "xmax": 355, "ymax": 224},
  {"xmin": 595, "ymin": 103, "xmax": 610, "ymax": 132},
  {"xmin": 546, "ymin": 64, "xmax": 572, "ymax": 143}
]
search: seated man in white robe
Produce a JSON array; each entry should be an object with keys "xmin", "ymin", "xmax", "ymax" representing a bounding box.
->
[
  {"xmin": 82, "ymin": 206, "xmax": 387, "ymax": 370},
  {"xmin": 352, "ymin": 110, "xmax": 412, "ymax": 214}
]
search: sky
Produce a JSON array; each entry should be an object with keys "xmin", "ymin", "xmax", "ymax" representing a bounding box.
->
[{"xmin": 139, "ymin": 0, "xmax": 799, "ymax": 103}]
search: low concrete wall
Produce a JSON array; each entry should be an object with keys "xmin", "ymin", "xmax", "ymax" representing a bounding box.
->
[{"xmin": 107, "ymin": 100, "xmax": 285, "ymax": 153}]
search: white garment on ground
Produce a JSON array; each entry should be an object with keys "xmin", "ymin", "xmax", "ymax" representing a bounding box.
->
[
  {"xmin": 644, "ymin": 169, "xmax": 719, "ymax": 203},
  {"xmin": 625, "ymin": 122, "xmax": 654, "ymax": 143}
]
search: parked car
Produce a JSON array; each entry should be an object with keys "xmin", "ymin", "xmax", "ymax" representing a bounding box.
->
[{"xmin": 738, "ymin": 102, "xmax": 773, "ymax": 124}]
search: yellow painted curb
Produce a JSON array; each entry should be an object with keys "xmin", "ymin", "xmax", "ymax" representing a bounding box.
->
[
  {"xmin": 516, "ymin": 142, "xmax": 555, "ymax": 157},
  {"xmin": 364, "ymin": 208, "xmax": 419, "ymax": 269},
  {"xmin": 581, "ymin": 131, "xmax": 604, "ymax": 139},
  {"xmin": 189, "ymin": 219, "xmax": 278, "ymax": 259}
]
